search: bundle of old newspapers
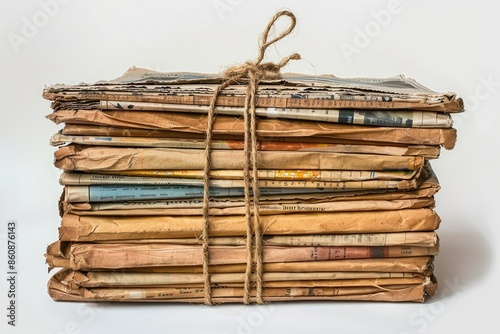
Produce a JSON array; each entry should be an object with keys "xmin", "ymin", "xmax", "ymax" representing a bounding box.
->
[{"xmin": 43, "ymin": 66, "xmax": 463, "ymax": 303}]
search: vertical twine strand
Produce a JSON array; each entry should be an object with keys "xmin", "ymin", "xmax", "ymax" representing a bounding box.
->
[
  {"xmin": 242, "ymin": 78, "xmax": 254, "ymax": 305},
  {"xmin": 202, "ymin": 81, "xmax": 232, "ymax": 305},
  {"xmin": 248, "ymin": 74, "xmax": 264, "ymax": 304},
  {"xmin": 201, "ymin": 10, "xmax": 300, "ymax": 306}
]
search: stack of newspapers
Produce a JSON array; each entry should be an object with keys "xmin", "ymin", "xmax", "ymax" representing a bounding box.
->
[{"xmin": 43, "ymin": 67, "xmax": 463, "ymax": 303}]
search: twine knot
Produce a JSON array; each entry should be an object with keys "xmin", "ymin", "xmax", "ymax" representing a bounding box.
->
[{"xmin": 223, "ymin": 53, "xmax": 301, "ymax": 82}]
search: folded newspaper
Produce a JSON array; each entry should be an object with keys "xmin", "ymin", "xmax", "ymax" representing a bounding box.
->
[{"xmin": 45, "ymin": 66, "xmax": 463, "ymax": 112}]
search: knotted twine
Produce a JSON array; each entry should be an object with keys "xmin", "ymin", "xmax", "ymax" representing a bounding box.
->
[{"xmin": 201, "ymin": 10, "xmax": 300, "ymax": 305}]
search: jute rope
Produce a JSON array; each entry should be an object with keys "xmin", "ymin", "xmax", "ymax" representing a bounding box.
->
[{"xmin": 201, "ymin": 10, "xmax": 300, "ymax": 305}]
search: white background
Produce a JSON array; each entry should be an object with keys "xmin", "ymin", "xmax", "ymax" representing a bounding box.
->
[{"xmin": 1, "ymin": 0, "xmax": 499, "ymax": 333}]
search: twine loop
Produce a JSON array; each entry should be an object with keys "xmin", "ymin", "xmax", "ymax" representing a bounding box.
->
[
  {"xmin": 201, "ymin": 10, "xmax": 300, "ymax": 305},
  {"xmin": 223, "ymin": 10, "xmax": 300, "ymax": 82}
]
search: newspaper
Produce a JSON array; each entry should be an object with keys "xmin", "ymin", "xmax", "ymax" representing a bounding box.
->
[
  {"xmin": 102, "ymin": 256, "xmax": 435, "ymax": 274},
  {"xmin": 57, "ymin": 269, "xmax": 427, "ymax": 288},
  {"xmin": 60, "ymin": 166, "xmax": 435, "ymax": 215},
  {"xmin": 47, "ymin": 109, "xmax": 457, "ymax": 149},
  {"xmin": 54, "ymin": 145, "xmax": 424, "ymax": 172},
  {"xmin": 64, "ymin": 184, "xmax": 388, "ymax": 203},
  {"xmin": 94, "ymin": 101, "xmax": 453, "ymax": 128},
  {"xmin": 48, "ymin": 271, "xmax": 437, "ymax": 302},
  {"xmin": 63, "ymin": 176, "xmax": 425, "ymax": 203},
  {"xmin": 59, "ymin": 159, "xmax": 437, "ymax": 192},
  {"xmin": 81, "ymin": 232, "xmax": 438, "ymax": 248},
  {"xmin": 61, "ymin": 178, "xmax": 439, "ymax": 215},
  {"xmin": 50, "ymin": 99, "xmax": 454, "ymax": 128},
  {"xmin": 45, "ymin": 242, "xmax": 438, "ymax": 270},
  {"xmin": 50, "ymin": 132, "xmax": 441, "ymax": 159},
  {"xmin": 43, "ymin": 66, "xmax": 464, "ymax": 112},
  {"xmin": 63, "ymin": 198, "xmax": 434, "ymax": 216},
  {"xmin": 58, "ymin": 124, "xmax": 443, "ymax": 159},
  {"xmin": 59, "ymin": 169, "xmax": 418, "ymax": 184},
  {"xmin": 57, "ymin": 208, "xmax": 440, "ymax": 242}
]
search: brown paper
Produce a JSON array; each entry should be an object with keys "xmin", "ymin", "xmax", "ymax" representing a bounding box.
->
[{"xmin": 57, "ymin": 208, "xmax": 440, "ymax": 241}]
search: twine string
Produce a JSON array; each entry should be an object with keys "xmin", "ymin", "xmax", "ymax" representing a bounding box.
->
[
  {"xmin": 201, "ymin": 10, "xmax": 300, "ymax": 305},
  {"xmin": 248, "ymin": 72, "xmax": 264, "ymax": 304},
  {"xmin": 242, "ymin": 74, "xmax": 254, "ymax": 305}
]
